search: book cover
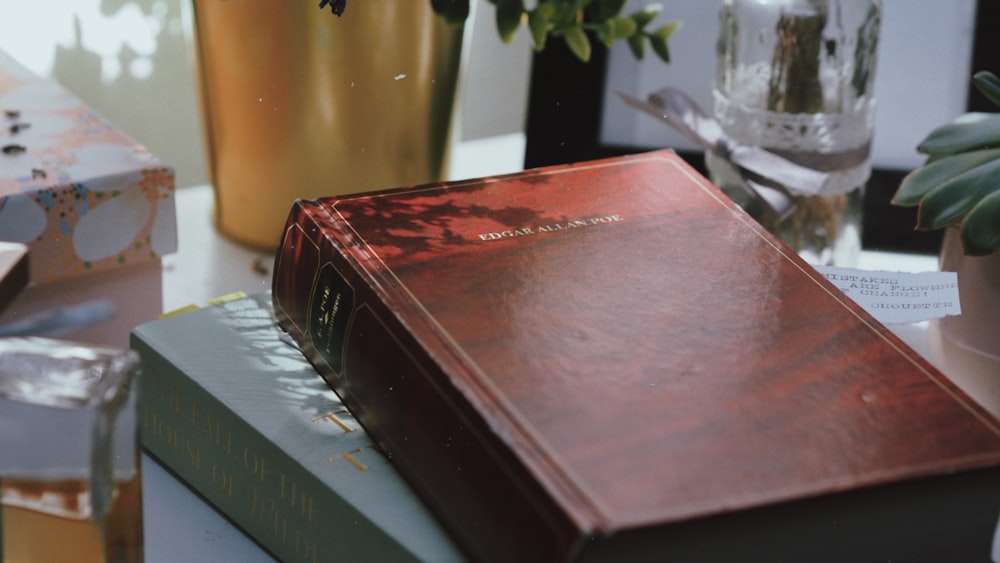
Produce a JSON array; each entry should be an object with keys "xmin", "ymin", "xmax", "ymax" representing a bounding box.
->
[
  {"xmin": 131, "ymin": 293, "xmax": 463, "ymax": 563},
  {"xmin": 272, "ymin": 149, "xmax": 1000, "ymax": 562}
]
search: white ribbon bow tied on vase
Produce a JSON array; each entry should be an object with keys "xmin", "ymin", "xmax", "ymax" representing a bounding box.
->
[{"xmin": 617, "ymin": 87, "xmax": 836, "ymax": 221}]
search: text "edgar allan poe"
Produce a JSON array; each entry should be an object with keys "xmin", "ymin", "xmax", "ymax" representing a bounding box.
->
[{"xmin": 477, "ymin": 214, "xmax": 623, "ymax": 241}]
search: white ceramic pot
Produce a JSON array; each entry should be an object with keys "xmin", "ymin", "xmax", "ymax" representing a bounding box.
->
[
  {"xmin": 939, "ymin": 228, "xmax": 1000, "ymax": 360},
  {"xmin": 930, "ymin": 227, "xmax": 1000, "ymax": 419}
]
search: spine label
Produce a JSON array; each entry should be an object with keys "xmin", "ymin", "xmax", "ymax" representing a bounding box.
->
[{"xmin": 308, "ymin": 262, "xmax": 355, "ymax": 378}]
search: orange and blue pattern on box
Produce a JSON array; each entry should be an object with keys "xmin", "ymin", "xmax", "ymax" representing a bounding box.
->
[{"xmin": 0, "ymin": 50, "xmax": 176, "ymax": 285}]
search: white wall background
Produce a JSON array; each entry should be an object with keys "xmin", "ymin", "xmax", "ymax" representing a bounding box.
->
[{"xmin": 0, "ymin": 1, "xmax": 981, "ymax": 187}]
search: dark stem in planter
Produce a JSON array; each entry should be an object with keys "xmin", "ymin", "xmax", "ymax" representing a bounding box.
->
[
  {"xmin": 767, "ymin": 2, "xmax": 826, "ymax": 114},
  {"xmin": 764, "ymin": 1, "xmax": 849, "ymax": 258}
]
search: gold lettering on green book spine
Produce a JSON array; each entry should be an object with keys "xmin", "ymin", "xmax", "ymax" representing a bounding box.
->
[
  {"xmin": 249, "ymin": 485, "xmax": 319, "ymax": 563},
  {"xmin": 277, "ymin": 470, "xmax": 319, "ymax": 522},
  {"xmin": 143, "ymin": 405, "xmax": 204, "ymax": 472},
  {"xmin": 140, "ymin": 353, "xmax": 324, "ymax": 563},
  {"xmin": 190, "ymin": 400, "xmax": 236, "ymax": 458},
  {"xmin": 143, "ymin": 366, "xmax": 205, "ymax": 472},
  {"xmin": 209, "ymin": 463, "xmax": 235, "ymax": 497},
  {"xmin": 242, "ymin": 447, "xmax": 269, "ymax": 482},
  {"xmin": 132, "ymin": 290, "xmax": 461, "ymax": 562}
]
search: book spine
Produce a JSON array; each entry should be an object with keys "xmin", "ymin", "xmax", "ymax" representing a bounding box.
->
[
  {"xmin": 272, "ymin": 201, "xmax": 583, "ymax": 563},
  {"xmin": 133, "ymin": 333, "xmax": 420, "ymax": 563}
]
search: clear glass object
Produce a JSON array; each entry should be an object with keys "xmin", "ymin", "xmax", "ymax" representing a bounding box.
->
[
  {"xmin": 708, "ymin": 0, "xmax": 881, "ymax": 266},
  {"xmin": 0, "ymin": 337, "xmax": 143, "ymax": 563}
]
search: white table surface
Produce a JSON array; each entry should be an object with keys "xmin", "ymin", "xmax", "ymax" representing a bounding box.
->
[{"xmin": 146, "ymin": 135, "xmax": 947, "ymax": 562}]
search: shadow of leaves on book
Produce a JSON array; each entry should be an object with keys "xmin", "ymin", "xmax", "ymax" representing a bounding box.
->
[
  {"xmin": 337, "ymin": 178, "xmax": 570, "ymax": 265},
  {"xmin": 215, "ymin": 295, "xmax": 351, "ymax": 421}
]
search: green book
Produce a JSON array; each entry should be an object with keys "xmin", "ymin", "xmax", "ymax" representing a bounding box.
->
[{"xmin": 131, "ymin": 293, "xmax": 464, "ymax": 562}]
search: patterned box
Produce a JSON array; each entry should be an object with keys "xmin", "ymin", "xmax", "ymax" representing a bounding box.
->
[{"xmin": 0, "ymin": 50, "xmax": 176, "ymax": 345}]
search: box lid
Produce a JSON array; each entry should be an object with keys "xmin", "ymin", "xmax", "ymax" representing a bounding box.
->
[{"xmin": 0, "ymin": 50, "xmax": 176, "ymax": 284}]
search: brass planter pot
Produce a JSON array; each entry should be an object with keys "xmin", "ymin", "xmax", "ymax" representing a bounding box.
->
[{"xmin": 192, "ymin": 1, "xmax": 465, "ymax": 249}]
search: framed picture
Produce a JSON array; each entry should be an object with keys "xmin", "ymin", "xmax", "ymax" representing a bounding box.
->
[{"xmin": 524, "ymin": 0, "xmax": 998, "ymax": 253}]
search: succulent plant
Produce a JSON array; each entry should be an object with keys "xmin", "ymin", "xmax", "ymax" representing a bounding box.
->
[{"xmin": 892, "ymin": 71, "xmax": 1000, "ymax": 255}]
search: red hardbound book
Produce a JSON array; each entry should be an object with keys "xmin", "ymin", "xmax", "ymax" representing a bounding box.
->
[{"xmin": 272, "ymin": 150, "xmax": 1000, "ymax": 562}]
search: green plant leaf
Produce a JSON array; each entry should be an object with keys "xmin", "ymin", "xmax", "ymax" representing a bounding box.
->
[
  {"xmin": 612, "ymin": 16, "xmax": 638, "ymax": 39},
  {"xmin": 893, "ymin": 148, "xmax": 1000, "ymax": 206},
  {"xmin": 430, "ymin": 0, "xmax": 471, "ymax": 25},
  {"xmin": 652, "ymin": 20, "xmax": 682, "ymax": 39},
  {"xmin": 973, "ymin": 71, "xmax": 1000, "ymax": 109},
  {"xmin": 630, "ymin": 4, "xmax": 663, "ymax": 29},
  {"xmin": 960, "ymin": 189, "xmax": 1000, "ymax": 255},
  {"xmin": 527, "ymin": 9, "xmax": 549, "ymax": 51},
  {"xmin": 596, "ymin": 21, "xmax": 614, "ymax": 47},
  {"xmin": 917, "ymin": 112, "xmax": 1000, "ymax": 156},
  {"xmin": 916, "ymin": 157, "xmax": 1000, "ymax": 230},
  {"xmin": 495, "ymin": 0, "xmax": 525, "ymax": 43},
  {"xmin": 586, "ymin": 0, "xmax": 627, "ymax": 23},
  {"xmin": 598, "ymin": 17, "xmax": 636, "ymax": 47},
  {"xmin": 648, "ymin": 25, "xmax": 676, "ymax": 63},
  {"xmin": 532, "ymin": 0, "xmax": 555, "ymax": 17},
  {"xmin": 563, "ymin": 24, "xmax": 591, "ymax": 62},
  {"xmin": 427, "ymin": 0, "xmax": 671, "ymax": 66},
  {"xmin": 627, "ymin": 33, "xmax": 645, "ymax": 60},
  {"xmin": 551, "ymin": 0, "xmax": 582, "ymax": 24}
]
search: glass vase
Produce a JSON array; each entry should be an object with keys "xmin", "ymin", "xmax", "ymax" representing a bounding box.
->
[
  {"xmin": 0, "ymin": 338, "xmax": 143, "ymax": 563},
  {"xmin": 707, "ymin": 0, "xmax": 881, "ymax": 266}
]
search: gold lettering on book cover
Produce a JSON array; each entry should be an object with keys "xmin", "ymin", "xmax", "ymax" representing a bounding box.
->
[{"xmin": 477, "ymin": 214, "xmax": 623, "ymax": 241}]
